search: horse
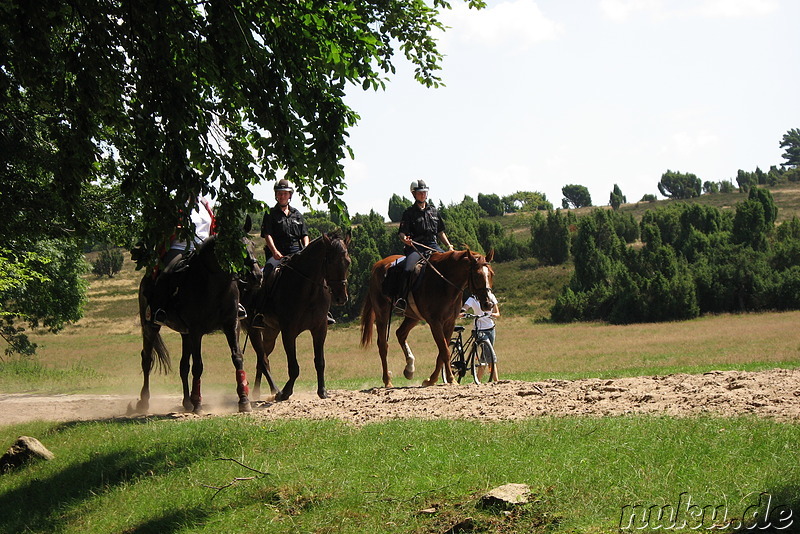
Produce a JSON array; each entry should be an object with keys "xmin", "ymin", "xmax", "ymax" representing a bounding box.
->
[
  {"xmin": 134, "ymin": 229, "xmax": 262, "ymax": 414},
  {"xmin": 244, "ymin": 230, "xmax": 351, "ymax": 401},
  {"xmin": 360, "ymin": 248, "xmax": 495, "ymax": 387}
]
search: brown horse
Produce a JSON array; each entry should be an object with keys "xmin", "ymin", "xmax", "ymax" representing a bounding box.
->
[
  {"xmin": 360, "ymin": 248, "xmax": 495, "ymax": 387},
  {"xmin": 244, "ymin": 230, "xmax": 351, "ymax": 401},
  {"xmin": 135, "ymin": 232, "xmax": 261, "ymax": 414}
]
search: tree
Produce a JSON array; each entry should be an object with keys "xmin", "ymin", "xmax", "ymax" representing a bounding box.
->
[
  {"xmin": 780, "ymin": 128, "xmax": 800, "ymax": 167},
  {"xmin": 501, "ymin": 191, "xmax": 552, "ymax": 213},
  {"xmin": 530, "ymin": 210, "xmax": 571, "ymax": 265},
  {"xmin": 477, "ymin": 193, "xmax": 504, "ymax": 217},
  {"xmin": 657, "ymin": 170, "xmax": 701, "ymax": 199},
  {"xmin": 609, "ymin": 184, "xmax": 626, "ymax": 210},
  {"xmin": 1, "ymin": 0, "xmax": 486, "ymax": 353},
  {"xmin": 703, "ymin": 181, "xmax": 720, "ymax": 194},
  {"xmin": 387, "ymin": 194, "xmax": 409, "ymax": 223},
  {"xmin": 561, "ymin": 184, "xmax": 592, "ymax": 209}
]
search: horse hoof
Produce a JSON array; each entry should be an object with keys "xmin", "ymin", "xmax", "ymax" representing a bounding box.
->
[
  {"xmin": 403, "ymin": 369, "xmax": 414, "ymax": 380},
  {"xmin": 422, "ymin": 379, "xmax": 435, "ymax": 387},
  {"xmin": 274, "ymin": 391, "xmax": 288, "ymax": 401},
  {"xmin": 132, "ymin": 400, "xmax": 148, "ymax": 414},
  {"xmin": 317, "ymin": 389, "xmax": 328, "ymax": 399},
  {"xmin": 239, "ymin": 400, "xmax": 252, "ymax": 413}
]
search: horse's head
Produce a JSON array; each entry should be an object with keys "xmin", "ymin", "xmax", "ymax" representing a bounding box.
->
[
  {"xmin": 323, "ymin": 230, "xmax": 352, "ymax": 306},
  {"xmin": 465, "ymin": 248, "xmax": 495, "ymax": 312},
  {"xmin": 238, "ymin": 216, "xmax": 263, "ymax": 300}
]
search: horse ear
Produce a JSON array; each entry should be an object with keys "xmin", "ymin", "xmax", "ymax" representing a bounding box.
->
[
  {"xmin": 485, "ymin": 248, "xmax": 495, "ymax": 263},
  {"xmin": 322, "ymin": 232, "xmax": 331, "ymax": 245},
  {"xmin": 344, "ymin": 229, "xmax": 352, "ymax": 247},
  {"xmin": 243, "ymin": 215, "xmax": 253, "ymax": 234}
]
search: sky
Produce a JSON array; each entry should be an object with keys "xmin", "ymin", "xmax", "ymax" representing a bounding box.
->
[{"xmin": 252, "ymin": 0, "xmax": 800, "ymax": 219}]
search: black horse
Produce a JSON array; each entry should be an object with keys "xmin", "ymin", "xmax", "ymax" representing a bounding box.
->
[
  {"xmin": 242, "ymin": 230, "xmax": 351, "ymax": 401},
  {"xmin": 135, "ymin": 229, "xmax": 261, "ymax": 414}
]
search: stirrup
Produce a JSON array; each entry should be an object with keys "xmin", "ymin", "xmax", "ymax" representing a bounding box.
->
[
  {"xmin": 153, "ymin": 308, "xmax": 168, "ymax": 326},
  {"xmin": 237, "ymin": 303, "xmax": 247, "ymax": 320},
  {"xmin": 326, "ymin": 312, "xmax": 336, "ymax": 325},
  {"xmin": 393, "ymin": 298, "xmax": 407, "ymax": 315},
  {"xmin": 250, "ymin": 313, "xmax": 267, "ymax": 329}
]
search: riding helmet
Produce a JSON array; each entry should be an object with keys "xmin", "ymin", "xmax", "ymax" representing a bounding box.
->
[
  {"xmin": 410, "ymin": 179, "xmax": 429, "ymax": 194},
  {"xmin": 274, "ymin": 179, "xmax": 294, "ymax": 193}
]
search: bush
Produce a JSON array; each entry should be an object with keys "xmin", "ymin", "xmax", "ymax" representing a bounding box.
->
[{"xmin": 91, "ymin": 248, "xmax": 124, "ymax": 277}]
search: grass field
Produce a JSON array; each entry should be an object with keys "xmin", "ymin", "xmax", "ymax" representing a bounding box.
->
[{"xmin": 2, "ymin": 193, "xmax": 800, "ymax": 532}]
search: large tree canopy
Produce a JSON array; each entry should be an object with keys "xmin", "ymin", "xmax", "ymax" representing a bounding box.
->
[
  {"xmin": 2, "ymin": 0, "xmax": 484, "ymax": 259},
  {"xmin": 0, "ymin": 0, "xmax": 484, "ymax": 353}
]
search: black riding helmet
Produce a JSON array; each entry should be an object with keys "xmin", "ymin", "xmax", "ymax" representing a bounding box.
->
[
  {"xmin": 410, "ymin": 179, "xmax": 429, "ymax": 194},
  {"xmin": 274, "ymin": 179, "xmax": 294, "ymax": 193}
]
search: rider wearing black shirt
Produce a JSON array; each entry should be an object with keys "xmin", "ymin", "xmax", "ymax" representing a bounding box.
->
[{"xmin": 392, "ymin": 180, "xmax": 454, "ymax": 311}]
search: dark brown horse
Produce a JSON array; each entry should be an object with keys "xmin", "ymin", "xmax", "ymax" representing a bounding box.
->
[
  {"xmin": 360, "ymin": 249, "xmax": 495, "ymax": 387},
  {"xmin": 135, "ymin": 233, "xmax": 261, "ymax": 414},
  {"xmin": 244, "ymin": 231, "xmax": 351, "ymax": 401}
]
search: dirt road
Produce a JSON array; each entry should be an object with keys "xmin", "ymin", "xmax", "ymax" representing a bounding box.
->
[{"xmin": 2, "ymin": 369, "xmax": 798, "ymax": 426}]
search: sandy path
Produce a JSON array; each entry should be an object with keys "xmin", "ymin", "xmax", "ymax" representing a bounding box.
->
[{"xmin": 1, "ymin": 369, "xmax": 798, "ymax": 426}]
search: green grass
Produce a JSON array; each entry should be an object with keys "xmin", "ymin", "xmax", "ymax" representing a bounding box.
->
[
  {"xmin": 1, "ymin": 416, "xmax": 798, "ymax": 533},
  {"xmin": 3, "ymin": 185, "xmax": 800, "ymax": 532}
]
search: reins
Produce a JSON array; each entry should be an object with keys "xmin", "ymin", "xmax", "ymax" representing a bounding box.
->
[
  {"xmin": 408, "ymin": 240, "xmax": 482, "ymax": 294},
  {"xmin": 279, "ymin": 237, "xmax": 348, "ymax": 293}
]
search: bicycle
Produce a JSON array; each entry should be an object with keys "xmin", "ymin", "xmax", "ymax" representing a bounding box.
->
[{"xmin": 443, "ymin": 313, "xmax": 497, "ymax": 384}]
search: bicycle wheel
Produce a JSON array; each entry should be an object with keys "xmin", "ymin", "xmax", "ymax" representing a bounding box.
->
[
  {"xmin": 443, "ymin": 340, "xmax": 467, "ymax": 383},
  {"xmin": 471, "ymin": 341, "xmax": 494, "ymax": 384}
]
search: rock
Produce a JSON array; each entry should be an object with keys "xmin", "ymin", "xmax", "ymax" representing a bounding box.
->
[
  {"xmin": 1, "ymin": 436, "xmax": 54, "ymax": 473},
  {"xmin": 478, "ymin": 483, "xmax": 531, "ymax": 510}
]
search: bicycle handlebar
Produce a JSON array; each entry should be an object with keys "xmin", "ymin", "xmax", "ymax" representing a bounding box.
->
[{"xmin": 461, "ymin": 312, "xmax": 490, "ymax": 319}]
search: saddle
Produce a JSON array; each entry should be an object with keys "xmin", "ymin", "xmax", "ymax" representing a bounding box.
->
[{"xmin": 382, "ymin": 257, "xmax": 427, "ymax": 299}]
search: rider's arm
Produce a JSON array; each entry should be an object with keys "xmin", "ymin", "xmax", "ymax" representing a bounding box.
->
[
  {"xmin": 398, "ymin": 232, "xmax": 413, "ymax": 247},
  {"xmin": 438, "ymin": 230, "xmax": 454, "ymax": 251},
  {"xmin": 264, "ymin": 234, "xmax": 282, "ymax": 261},
  {"xmin": 301, "ymin": 235, "xmax": 310, "ymax": 248}
]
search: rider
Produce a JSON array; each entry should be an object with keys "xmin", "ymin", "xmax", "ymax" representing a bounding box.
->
[
  {"xmin": 461, "ymin": 292, "xmax": 500, "ymax": 382},
  {"xmin": 256, "ymin": 178, "xmax": 335, "ymax": 326},
  {"xmin": 261, "ymin": 178, "xmax": 310, "ymax": 273},
  {"xmin": 148, "ymin": 195, "xmax": 216, "ymax": 326},
  {"xmin": 392, "ymin": 179, "xmax": 455, "ymax": 312}
]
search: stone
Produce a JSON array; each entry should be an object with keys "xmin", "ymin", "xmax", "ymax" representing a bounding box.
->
[
  {"xmin": 1, "ymin": 436, "xmax": 54, "ymax": 473},
  {"xmin": 478, "ymin": 483, "xmax": 531, "ymax": 510}
]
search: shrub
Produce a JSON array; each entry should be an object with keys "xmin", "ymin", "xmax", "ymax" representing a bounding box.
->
[{"xmin": 91, "ymin": 248, "xmax": 124, "ymax": 277}]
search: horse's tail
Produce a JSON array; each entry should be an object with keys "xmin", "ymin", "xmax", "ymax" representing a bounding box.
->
[
  {"xmin": 360, "ymin": 295, "xmax": 375, "ymax": 348},
  {"xmin": 143, "ymin": 325, "xmax": 172, "ymax": 374}
]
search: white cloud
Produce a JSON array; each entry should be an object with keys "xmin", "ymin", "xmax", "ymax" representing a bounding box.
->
[
  {"xmin": 670, "ymin": 130, "xmax": 721, "ymax": 155},
  {"xmin": 441, "ymin": 0, "xmax": 564, "ymax": 52},
  {"xmin": 599, "ymin": 0, "xmax": 663, "ymax": 22},
  {"xmin": 599, "ymin": 0, "xmax": 778, "ymax": 21},
  {"xmin": 691, "ymin": 0, "xmax": 779, "ymax": 18}
]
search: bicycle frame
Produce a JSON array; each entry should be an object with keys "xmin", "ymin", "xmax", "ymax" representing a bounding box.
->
[{"xmin": 445, "ymin": 313, "xmax": 493, "ymax": 384}]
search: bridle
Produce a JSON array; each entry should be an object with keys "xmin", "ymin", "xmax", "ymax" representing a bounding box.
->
[
  {"xmin": 408, "ymin": 240, "xmax": 492, "ymax": 295},
  {"xmin": 281, "ymin": 236, "xmax": 349, "ymax": 295}
]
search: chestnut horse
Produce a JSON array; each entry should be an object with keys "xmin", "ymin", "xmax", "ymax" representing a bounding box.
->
[
  {"xmin": 360, "ymin": 248, "xmax": 495, "ymax": 387},
  {"xmin": 244, "ymin": 230, "xmax": 351, "ymax": 401},
  {"xmin": 135, "ymin": 232, "xmax": 261, "ymax": 414}
]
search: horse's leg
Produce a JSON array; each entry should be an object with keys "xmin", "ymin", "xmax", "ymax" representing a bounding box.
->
[
  {"xmin": 275, "ymin": 330, "xmax": 299, "ymax": 401},
  {"xmin": 137, "ymin": 326, "xmax": 156, "ymax": 413},
  {"xmin": 180, "ymin": 333, "xmax": 204, "ymax": 413},
  {"xmin": 223, "ymin": 321, "xmax": 251, "ymax": 413},
  {"xmin": 395, "ymin": 317, "xmax": 420, "ymax": 381},
  {"xmin": 422, "ymin": 321, "xmax": 452, "ymax": 387},
  {"xmin": 311, "ymin": 325, "xmax": 328, "ymax": 399},
  {"xmin": 253, "ymin": 328, "xmax": 281, "ymax": 399},
  {"xmin": 375, "ymin": 303, "xmax": 393, "ymax": 388}
]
